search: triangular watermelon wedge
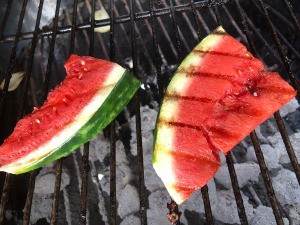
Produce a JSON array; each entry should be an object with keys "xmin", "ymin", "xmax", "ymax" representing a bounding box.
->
[
  {"xmin": 152, "ymin": 26, "xmax": 297, "ymax": 204},
  {"xmin": 0, "ymin": 55, "xmax": 140, "ymax": 174}
]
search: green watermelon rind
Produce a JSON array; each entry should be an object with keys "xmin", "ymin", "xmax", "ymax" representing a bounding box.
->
[{"xmin": 13, "ymin": 70, "xmax": 139, "ymax": 174}]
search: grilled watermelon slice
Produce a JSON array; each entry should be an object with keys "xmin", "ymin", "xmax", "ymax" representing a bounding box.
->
[
  {"xmin": 152, "ymin": 26, "xmax": 297, "ymax": 204},
  {"xmin": 0, "ymin": 55, "xmax": 140, "ymax": 174}
]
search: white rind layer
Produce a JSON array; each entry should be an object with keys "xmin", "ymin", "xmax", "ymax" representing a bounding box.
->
[
  {"xmin": 1, "ymin": 65, "xmax": 126, "ymax": 173},
  {"xmin": 152, "ymin": 26, "xmax": 224, "ymax": 204}
]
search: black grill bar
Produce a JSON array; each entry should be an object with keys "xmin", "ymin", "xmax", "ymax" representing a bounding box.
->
[
  {"xmin": 21, "ymin": 1, "xmax": 45, "ymax": 223},
  {"xmin": 0, "ymin": 0, "xmax": 31, "ymax": 223},
  {"xmin": 0, "ymin": 0, "xmax": 299, "ymax": 224},
  {"xmin": 109, "ymin": 120, "xmax": 117, "ymax": 225},
  {"xmin": 283, "ymin": 0, "xmax": 300, "ymax": 35},
  {"xmin": 200, "ymin": 185, "xmax": 214, "ymax": 225},
  {"xmin": 256, "ymin": 0, "xmax": 300, "ymax": 93},
  {"xmin": 168, "ymin": 0, "xmax": 183, "ymax": 62},
  {"xmin": 23, "ymin": 170, "xmax": 38, "ymax": 225},
  {"xmin": 250, "ymin": 132, "xmax": 284, "ymax": 225},
  {"xmin": 274, "ymin": 111, "xmax": 300, "ymax": 185},
  {"xmin": 0, "ymin": 1, "xmax": 210, "ymax": 44},
  {"xmin": 189, "ymin": 0, "xmax": 202, "ymax": 41},
  {"xmin": 51, "ymin": 160, "xmax": 63, "ymax": 225},
  {"xmin": 46, "ymin": 1, "xmax": 64, "ymax": 224},
  {"xmin": 79, "ymin": 1, "xmax": 96, "ymax": 224},
  {"xmin": 109, "ymin": 0, "xmax": 117, "ymax": 224},
  {"xmin": 129, "ymin": 1, "xmax": 148, "ymax": 224},
  {"xmin": 233, "ymin": 2, "xmax": 299, "ymax": 224},
  {"xmin": 210, "ymin": 4, "xmax": 250, "ymax": 225},
  {"xmin": 149, "ymin": 0, "xmax": 164, "ymax": 101},
  {"xmin": 0, "ymin": 174, "xmax": 12, "ymax": 225},
  {"xmin": 69, "ymin": 0, "xmax": 79, "ymax": 55},
  {"xmin": 226, "ymin": 153, "xmax": 248, "ymax": 225},
  {"xmin": 0, "ymin": 1, "xmax": 12, "ymax": 39}
]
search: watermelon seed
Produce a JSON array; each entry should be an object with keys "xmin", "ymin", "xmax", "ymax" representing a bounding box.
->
[
  {"xmin": 81, "ymin": 60, "xmax": 86, "ymax": 66},
  {"xmin": 83, "ymin": 67, "xmax": 88, "ymax": 71},
  {"xmin": 78, "ymin": 73, "xmax": 83, "ymax": 79},
  {"xmin": 253, "ymin": 91, "xmax": 258, "ymax": 97},
  {"xmin": 36, "ymin": 119, "xmax": 40, "ymax": 124},
  {"xmin": 63, "ymin": 98, "xmax": 67, "ymax": 103}
]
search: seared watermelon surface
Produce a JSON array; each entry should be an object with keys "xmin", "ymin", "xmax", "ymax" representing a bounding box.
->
[
  {"xmin": 0, "ymin": 55, "xmax": 140, "ymax": 174},
  {"xmin": 152, "ymin": 26, "xmax": 297, "ymax": 204}
]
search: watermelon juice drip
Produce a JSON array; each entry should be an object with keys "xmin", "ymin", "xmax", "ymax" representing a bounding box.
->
[{"xmin": 152, "ymin": 26, "xmax": 297, "ymax": 204}]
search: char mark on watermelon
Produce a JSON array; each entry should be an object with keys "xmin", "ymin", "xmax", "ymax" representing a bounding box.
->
[
  {"xmin": 0, "ymin": 55, "xmax": 140, "ymax": 174},
  {"xmin": 152, "ymin": 26, "xmax": 297, "ymax": 205}
]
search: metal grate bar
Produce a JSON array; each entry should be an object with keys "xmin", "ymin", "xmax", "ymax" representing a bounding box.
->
[
  {"xmin": 109, "ymin": 0, "xmax": 117, "ymax": 224},
  {"xmin": 0, "ymin": 1, "xmax": 211, "ymax": 43},
  {"xmin": 274, "ymin": 111, "xmax": 300, "ymax": 184},
  {"xmin": 149, "ymin": 0, "xmax": 164, "ymax": 103},
  {"xmin": 226, "ymin": 153, "xmax": 249, "ymax": 225},
  {"xmin": 121, "ymin": 1, "xmax": 156, "ymax": 75},
  {"xmin": 209, "ymin": 3, "xmax": 250, "ymax": 225},
  {"xmin": 0, "ymin": 174, "xmax": 12, "ymax": 225},
  {"xmin": 250, "ymin": 132, "xmax": 284, "ymax": 225},
  {"xmin": 282, "ymin": 0, "xmax": 300, "ymax": 35},
  {"xmin": 200, "ymin": 185, "xmax": 214, "ymax": 225},
  {"xmin": 69, "ymin": 0, "xmax": 79, "ymax": 54},
  {"xmin": 0, "ymin": 0, "xmax": 30, "ymax": 223},
  {"xmin": 0, "ymin": 0, "xmax": 13, "ymax": 39},
  {"xmin": 41, "ymin": 1, "xmax": 63, "ymax": 224},
  {"xmin": 236, "ymin": 0, "xmax": 300, "ymax": 197},
  {"xmin": 23, "ymin": 170, "xmax": 38, "ymax": 225},
  {"xmin": 109, "ymin": 121, "xmax": 117, "ymax": 225},
  {"xmin": 168, "ymin": 0, "xmax": 183, "ymax": 62},
  {"xmin": 50, "ymin": 161, "xmax": 63, "ymax": 225},
  {"xmin": 0, "ymin": 0, "xmax": 29, "ymax": 114},
  {"xmin": 233, "ymin": 2, "xmax": 293, "ymax": 224},
  {"xmin": 79, "ymin": 1, "xmax": 96, "ymax": 224},
  {"xmin": 191, "ymin": 3, "xmax": 215, "ymax": 224},
  {"xmin": 21, "ymin": 1, "xmax": 46, "ymax": 224},
  {"xmin": 255, "ymin": 0, "xmax": 300, "ymax": 93},
  {"xmin": 189, "ymin": 0, "xmax": 202, "ymax": 41},
  {"xmin": 129, "ymin": 1, "xmax": 148, "ymax": 224}
]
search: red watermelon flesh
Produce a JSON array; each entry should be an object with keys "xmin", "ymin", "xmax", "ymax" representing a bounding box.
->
[
  {"xmin": 0, "ymin": 55, "xmax": 140, "ymax": 173},
  {"xmin": 152, "ymin": 26, "xmax": 297, "ymax": 204}
]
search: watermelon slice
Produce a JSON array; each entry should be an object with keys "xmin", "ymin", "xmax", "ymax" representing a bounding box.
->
[
  {"xmin": 0, "ymin": 55, "xmax": 140, "ymax": 174},
  {"xmin": 152, "ymin": 26, "xmax": 297, "ymax": 204}
]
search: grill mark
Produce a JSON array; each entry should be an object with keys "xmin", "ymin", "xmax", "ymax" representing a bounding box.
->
[
  {"xmin": 165, "ymin": 148, "xmax": 221, "ymax": 166},
  {"xmin": 159, "ymin": 119, "xmax": 239, "ymax": 144},
  {"xmin": 160, "ymin": 120, "xmax": 203, "ymax": 132},
  {"xmin": 193, "ymin": 49, "xmax": 253, "ymax": 60},
  {"xmin": 165, "ymin": 93, "xmax": 215, "ymax": 104},
  {"xmin": 176, "ymin": 69, "xmax": 234, "ymax": 81},
  {"xmin": 257, "ymin": 85, "xmax": 297, "ymax": 94}
]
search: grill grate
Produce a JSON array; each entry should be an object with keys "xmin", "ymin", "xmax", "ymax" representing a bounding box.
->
[{"xmin": 0, "ymin": 0, "xmax": 300, "ymax": 224}]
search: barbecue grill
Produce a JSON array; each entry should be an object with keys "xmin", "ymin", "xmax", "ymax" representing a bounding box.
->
[{"xmin": 0, "ymin": 0, "xmax": 299, "ymax": 224}]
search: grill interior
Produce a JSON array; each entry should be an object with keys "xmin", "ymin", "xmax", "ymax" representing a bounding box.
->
[{"xmin": 0, "ymin": 0, "xmax": 299, "ymax": 224}]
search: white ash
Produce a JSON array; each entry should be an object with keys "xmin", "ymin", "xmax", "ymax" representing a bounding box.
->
[
  {"xmin": 119, "ymin": 214, "xmax": 140, "ymax": 225},
  {"xmin": 246, "ymin": 144, "xmax": 282, "ymax": 170},
  {"xmin": 214, "ymin": 163, "xmax": 260, "ymax": 189},
  {"xmin": 30, "ymin": 166, "xmax": 70, "ymax": 224},
  {"xmin": 117, "ymin": 184, "xmax": 140, "ymax": 219},
  {"xmin": 272, "ymin": 169, "xmax": 300, "ymax": 206},
  {"xmin": 251, "ymin": 205, "xmax": 289, "ymax": 225},
  {"xmin": 279, "ymin": 98, "xmax": 299, "ymax": 117}
]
